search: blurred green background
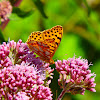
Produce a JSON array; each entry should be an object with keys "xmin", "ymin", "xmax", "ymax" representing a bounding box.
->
[{"xmin": 0, "ymin": 0, "xmax": 100, "ymax": 100}]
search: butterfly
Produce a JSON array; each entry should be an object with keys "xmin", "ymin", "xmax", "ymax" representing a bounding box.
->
[{"xmin": 26, "ymin": 25, "xmax": 63, "ymax": 64}]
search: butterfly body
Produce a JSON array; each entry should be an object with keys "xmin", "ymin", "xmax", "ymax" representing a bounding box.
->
[{"xmin": 26, "ymin": 25, "xmax": 63, "ymax": 64}]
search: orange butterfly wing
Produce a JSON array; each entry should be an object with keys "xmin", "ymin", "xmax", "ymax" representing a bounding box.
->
[{"xmin": 26, "ymin": 25, "xmax": 63, "ymax": 64}]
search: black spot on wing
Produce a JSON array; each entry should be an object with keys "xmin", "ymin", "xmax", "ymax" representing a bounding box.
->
[
  {"xmin": 55, "ymin": 42, "xmax": 58, "ymax": 45},
  {"xmin": 53, "ymin": 38, "xmax": 55, "ymax": 40},
  {"xmin": 38, "ymin": 32, "xmax": 41, "ymax": 35},
  {"xmin": 57, "ymin": 37, "xmax": 61, "ymax": 41}
]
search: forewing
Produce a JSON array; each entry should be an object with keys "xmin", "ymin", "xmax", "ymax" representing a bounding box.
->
[{"xmin": 43, "ymin": 25, "xmax": 63, "ymax": 57}]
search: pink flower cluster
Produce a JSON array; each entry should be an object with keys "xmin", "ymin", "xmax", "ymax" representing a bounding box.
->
[
  {"xmin": 0, "ymin": 62, "xmax": 52, "ymax": 100},
  {"xmin": 0, "ymin": 40, "xmax": 53, "ymax": 100},
  {"xmin": 0, "ymin": 39, "xmax": 44, "ymax": 68},
  {"xmin": 55, "ymin": 56, "xmax": 96, "ymax": 95},
  {"xmin": 0, "ymin": 41, "xmax": 12, "ymax": 68},
  {"xmin": 14, "ymin": 92, "xmax": 30, "ymax": 100},
  {"xmin": 0, "ymin": 0, "xmax": 12, "ymax": 22},
  {"xmin": 0, "ymin": 39, "xmax": 96, "ymax": 99}
]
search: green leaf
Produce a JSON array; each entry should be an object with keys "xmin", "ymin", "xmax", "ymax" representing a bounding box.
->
[
  {"xmin": 32, "ymin": 0, "xmax": 48, "ymax": 18},
  {"xmin": 12, "ymin": 7, "xmax": 34, "ymax": 18},
  {"xmin": 83, "ymin": 0, "xmax": 92, "ymax": 15}
]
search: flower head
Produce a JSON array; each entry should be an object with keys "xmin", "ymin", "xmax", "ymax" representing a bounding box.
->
[
  {"xmin": 0, "ymin": 41, "xmax": 12, "ymax": 68},
  {"xmin": 0, "ymin": 62, "xmax": 53, "ymax": 99},
  {"xmin": 55, "ymin": 56, "xmax": 96, "ymax": 95},
  {"xmin": 0, "ymin": 39, "xmax": 41, "ymax": 68},
  {"xmin": 0, "ymin": 40, "xmax": 53, "ymax": 99},
  {"xmin": 32, "ymin": 85, "xmax": 53, "ymax": 100},
  {"xmin": 0, "ymin": 39, "xmax": 54, "ymax": 81},
  {"xmin": 14, "ymin": 92, "xmax": 30, "ymax": 100},
  {"xmin": 0, "ymin": 0, "xmax": 12, "ymax": 22}
]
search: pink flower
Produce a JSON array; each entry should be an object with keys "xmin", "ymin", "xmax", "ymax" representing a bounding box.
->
[
  {"xmin": 0, "ymin": 39, "xmax": 54, "ymax": 81},
  {"xmin": 0, "ymin": 39, "xmax": 42, "ymax": 68},
  {"xmin": 32, "ymin": 85, "xmax": 53, "ymax": 100},
  {"xmin": 0, "ymin": 42, "xmax": 12, "ymax": 68},
  {"xmin": 0, "ymin": 40, "xmax": 53, "ymax": 99},
  {"xmin": 0, "ymin": 0, "xmax": 12, "ymax": 22},
  {"xmin": 0, "ymin": 62, "xmax": 53, "ymax": 99},
  {"xmin": 55, "ymin": 56, "xmax": 96, "ymax": 96},
  {"xmin": 14, "ymin": 92, "xmax": 30, "ymax": 100}
]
